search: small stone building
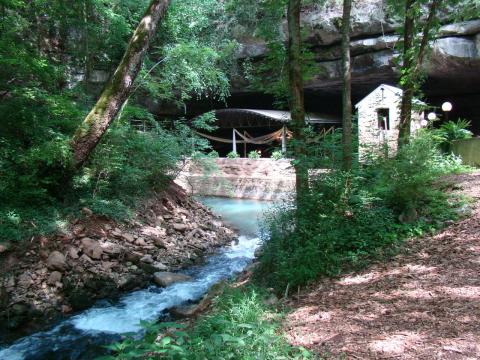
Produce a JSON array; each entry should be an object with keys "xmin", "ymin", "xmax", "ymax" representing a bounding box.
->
[{"xmin": 356, "ymin": 84, "xmax": 425, "ymax": 158}]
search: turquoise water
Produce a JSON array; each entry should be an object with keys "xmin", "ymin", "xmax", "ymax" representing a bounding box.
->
[
  {"xmin": 199, "ymin": 197, "xmax": 270, "ymax": 236},
  {"xmin": 0, "ymin": 197, "xmax": 269, "ymax": 360}
]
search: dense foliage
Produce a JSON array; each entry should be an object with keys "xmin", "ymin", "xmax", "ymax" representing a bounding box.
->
[
  {"xmin": 433, "ymin": 119, "xmax": 473, "ymax": 153},
  {"xmin": 0, "ymin": 0, "xmax": 237, "ymax": 243},
  {"xmin": 256, "ymin": 130, "xmax": 468, "ymax": 291},
  {"xmin": 100, "ymin": 287, "xmax": 312, "ymax": 360}
]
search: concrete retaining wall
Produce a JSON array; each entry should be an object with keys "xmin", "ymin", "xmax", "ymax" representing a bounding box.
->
[
  {"xmin": 175, "ymin": 158, "xmax": 296, "ymax": 200},
  {"xmin": 452, "ymin": 138, "xmax": 480, "ymax": 167}
]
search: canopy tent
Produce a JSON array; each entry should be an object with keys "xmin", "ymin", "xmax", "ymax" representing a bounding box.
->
[
  {"xmin": 213, "ymin": 108, "xmax": 341, "ymax": 129},
  {"xmin": 193, "ymin": 108, "xmax": 340, "ymax": 157}
]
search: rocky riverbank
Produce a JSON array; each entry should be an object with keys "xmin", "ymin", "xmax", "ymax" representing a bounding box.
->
[{"xmin": 0, "ymin": 184, "xmax": 236, "ymax": 339}]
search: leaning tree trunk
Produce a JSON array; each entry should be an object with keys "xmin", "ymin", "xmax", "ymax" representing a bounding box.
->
[
  {"xmin": 71, "ymin": 0, "xmax": 169, "ymax": 168},
  {"xmin": 287, "ymin": 0, "xmax": 308, "ymax": 202},
  {"xmin": 341, "ymin": 0, "xmax": 353, "ymax": 170}
]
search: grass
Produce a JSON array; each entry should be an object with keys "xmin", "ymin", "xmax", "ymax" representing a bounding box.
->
[{"xmin": 99, "ymin": 286, "xmax": 315, "ymax": 360}]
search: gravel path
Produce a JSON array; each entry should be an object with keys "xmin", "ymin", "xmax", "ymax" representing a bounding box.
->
[{"xmin": 284, "ymin": 171, "xmax": 480, "ymax": 359}]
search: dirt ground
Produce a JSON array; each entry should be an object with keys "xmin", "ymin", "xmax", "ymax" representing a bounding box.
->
[{"xmin": 284, "ymin": 171, "xmax": 480, "ymax": 359}]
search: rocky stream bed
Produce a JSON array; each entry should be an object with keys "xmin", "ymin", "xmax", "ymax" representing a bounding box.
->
[{"xmin": 0, "ymin": 184, "xmax": 238, "ymax": 341}]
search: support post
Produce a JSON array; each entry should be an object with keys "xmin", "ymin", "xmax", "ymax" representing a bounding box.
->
[
  {"xmin": 282, "ymin": 126, "xmax": 287, "ymax": 154},
  {"xmin": 244, "ymin": 131, "xmax": 247, "ymax": 158},
  {"xmin": 232, "ymin": 129, "xmax": 237, "ymax": 154}
]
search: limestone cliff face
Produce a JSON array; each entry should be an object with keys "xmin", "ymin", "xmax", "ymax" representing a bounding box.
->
[{"xmin": 235, "ymin": 1, "xmax": 480, "ymax": 98}]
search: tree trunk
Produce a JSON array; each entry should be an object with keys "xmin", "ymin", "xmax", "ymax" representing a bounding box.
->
[
  {"xmin": 83, "ymin": 0, "xmax": 91, "ymax": 87},
  {"xmin": 397, "ymin": 0, "xmax": 416, "ymax": 148},
  {"xmin": 287, "ymin": 0, "xmax": 308, "ymax": 201},
  {"xmin": 398, "ymin": 0, "xmax": 441, "ymax": 148},
  {"xmin": 341, "ymin": 0, "xmax": 353, "ymax": 170},
  {"xmin": 71, "ymin": 0, "xmax": 169, "ymax": 168}
]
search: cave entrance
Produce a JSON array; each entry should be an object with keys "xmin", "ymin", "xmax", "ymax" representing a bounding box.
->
[{"xmin": 194, "ymin": 109, "xmax": 341, "ymax": 158}]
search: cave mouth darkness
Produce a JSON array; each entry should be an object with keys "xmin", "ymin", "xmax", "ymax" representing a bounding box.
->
[{"xmin": 187, "ymin": 79, "xmax": 480, "ymax": 158}]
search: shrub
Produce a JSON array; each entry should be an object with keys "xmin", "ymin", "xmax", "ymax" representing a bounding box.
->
[
  {"xmin": 256, "ymin": 172, "xmax": 400, "ymax": 290},
  {"xmin": 101, "ymin": 287, "xmax": 312, "ymax": 360},
  {"xmin": 227, "ymin": 151, "xmax": 240, "ymax": 159},
  {"xmin": 433, "ymin": 118, "xmax": 473, "ymax": 152},
  {"xmin": 0, "ymin": 111, "xmax": 194, "ymax": 240},
  {"xmin": 207, "ymin": 150, "xmax": 219, "ymax": 158},
  {"xmin": 367, "ymin": 131, "xmax": 467, "ymax": 215},
  {"xmin": 256, "ymin": 131, "xmax": 467, "ymax": 292},
  {"xmin": 248, "ymin": 150, "xmax": 261, "ymax": 159},
  {"xmin": 271, "ymin": 150, "xmax": 284, "ymax": 160}
]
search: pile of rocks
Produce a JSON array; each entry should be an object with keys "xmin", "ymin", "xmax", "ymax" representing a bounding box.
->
[{"xmin": 0, "ymin": 184, "xmax": 236, "ymax": 333}]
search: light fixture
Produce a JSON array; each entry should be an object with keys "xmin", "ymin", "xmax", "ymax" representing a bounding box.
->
[
  {"xmin": 442, "ymin": 101, "xmax": 453, "ymax": 112},
  {"xmin": 427, "ymin": 112, "xmax": 437, "ymax": 121}
]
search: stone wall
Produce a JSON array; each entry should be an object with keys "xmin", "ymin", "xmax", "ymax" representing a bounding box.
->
[
  {"xmin": 356, "ymin": 85, "xmax": 424, "ymax": 158},
  {"xmin": 175, "ymin": 158, "xmax": 296, "ymax": 200},
  {"xmin": 452, "ymin": 138, "xmax": 480, "ymax": 167}
]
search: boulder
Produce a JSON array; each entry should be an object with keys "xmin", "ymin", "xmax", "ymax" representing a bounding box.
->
[
  {"xmin": 126, "ymin": 251, "xmax": 143, "ymax": 263},
  {"xmin": 154, "ymin": 237, "xmax": 168, "ymax": 249},
  {"xmin": 46, "ymin": 251, "xmax": 68, "ymax": 272},
  {"xmin": 141, "ymin": 225, "xmax": 167, "ymax": 238},
  {"xmin": 135, "ymin": 237, "xmax": 146, "ymax": 246},
  {"xmin": 140, "ymin": 254, "xmax": 154, "ymax": 264},
  {"xmin": 152, "ymin": 262, "xmax": 168, "ymax": 271},
  {"xmin": 67, "ymin": 246, "xmax": 80, "ymax": 259},
  {"xmin": 111, "ymin": 228, "xmax": 122, "ymax": 237},
  {"xmin": 435, "ymin": 37, "xmax": 478, "ymax": 59},
  {"xmin": 47, "ymin": 271, "xmax": 62, "ymax": 285},
  {"xmin": 80, "ymin": 238, "xmax": 103, "ymax": 260},
  {"xmin": 439, "ymin": 20, "xmax": 480, "ymax": 37},
  {"xmin": 170, "ymin": 304, "xmax": 200, "ymax": 319},
  {"xmin": 170, "ymin": 294, "xmax": 213, "ymax": 319},
  {"xmin": 79, "ymin": 254, "xmax": 94, "ymax": 264},
  {"xmin": 153, "ymin": 272, "xmax": 192, "ymax": 287},
  {"xmin": 173, "ymin": 223, "xmax": 188, "ymax": 232},
  {"xmin": 101, "ymin": 241, "xmax": 123, "ymax": 256},
  {"xmin": 121, "ymin": 233, "xmax": 135, "ymax": 243}
]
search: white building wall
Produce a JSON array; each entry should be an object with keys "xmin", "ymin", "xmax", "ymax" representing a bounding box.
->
[{"xmin": 357, "ymin": 85, "xmax": 424, "ymax": 158}]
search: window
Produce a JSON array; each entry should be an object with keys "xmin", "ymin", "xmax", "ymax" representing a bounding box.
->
[{"xmin": 377, "ymin": 108, "xmax": 390, "ymax": 130}]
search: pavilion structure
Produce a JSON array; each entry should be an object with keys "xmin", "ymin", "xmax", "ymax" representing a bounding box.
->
[{"xmin": 195, "ymin": 108, "xmax": 341, "ymax": 157}]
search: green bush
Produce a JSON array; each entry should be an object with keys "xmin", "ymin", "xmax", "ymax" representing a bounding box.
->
[
  {"xmin": 207, "ymin": 150, "xmax": 219, "ymax": 158},
  {"xmin": 100, "ymin": 287, "xmax": 312, "ymax": 360},
  {"xmin": 433, "ymin": 118, "xmax": 473, "ymax": 152},
  {"xmin": 257, "ymin": 172, "xmax": 400, "ymax": 290},
  {"xmin": 248, "ymin": 150, "xmax": 261, "ymax": 159},
  {"xmin": 271, "ymin": 150, "xmax": 284, "ymax": 160},
  {"xmin": 227, "ymin": 151, "xmax": 240, "ymax": 159},
  {"xmin": 367, "ymin": 131, "xmax": 467, "ymax": 215},
  {"xmin": 0, "ymin": 112, "xmax": 195, "ymax": 240},
  {"xmin": 256, "ymin": 131, "xmax": 467, "ymax": 292}
]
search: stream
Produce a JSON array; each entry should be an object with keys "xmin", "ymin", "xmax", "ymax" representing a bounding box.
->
[{"xmin": 0, "ymin": 197, "xmax": 269, "ymax": 360}]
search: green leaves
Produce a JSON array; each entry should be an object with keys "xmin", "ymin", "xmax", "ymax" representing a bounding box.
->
[
  {"xmin": 433, "ymin": 119, "xmax": 473, "ymax": 152},
  {"xmin": 256, "ymin": 129, "xmax": 465, "ymax": 291},
  {"xmin": 103, "ymin": 288, "xmax": 311, "ymax": 359}
]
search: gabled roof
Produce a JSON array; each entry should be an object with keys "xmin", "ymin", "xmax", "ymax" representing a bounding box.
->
[
  {"xmin": 355, "ymin": 84, "xmax": 426, "ymax": 109},
  {"xmin": 355, "ymin": 84, "xmax": 403, "ymax": 109}
]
